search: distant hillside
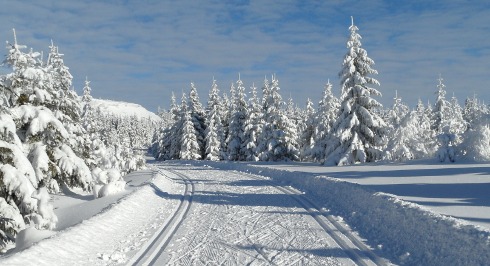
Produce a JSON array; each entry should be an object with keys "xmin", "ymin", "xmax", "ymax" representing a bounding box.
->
[{"xmin": 88, "ymin": 99, "xmax": 161, "ymax": 122}]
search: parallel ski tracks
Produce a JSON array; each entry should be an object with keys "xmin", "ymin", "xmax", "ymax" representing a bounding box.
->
[
  {"xmin": 232, "ymin": 172, "xmax": 387, "ymax": 266},
  {"xmin": 128, "ymin": 165, "xmax": 386, "ymax": 266},
  {"xmin": 127, "ymin": 168, "xmax": 194, "ymax": 266}
]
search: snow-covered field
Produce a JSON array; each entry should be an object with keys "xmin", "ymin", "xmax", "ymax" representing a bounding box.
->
[
  {"xmin": 2, "ymin": 159, "xmax": 490, "ymax": 265},
  {"xmin": 247, "ymin": 160, "xmax": 490, "ymax": 230}
]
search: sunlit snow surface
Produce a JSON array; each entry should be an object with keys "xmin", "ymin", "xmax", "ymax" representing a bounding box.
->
[
  {"xmin": 2, "ymin": 159, "xmax": 490, "ymax": 265},
  {"xmin": 256, "ymin": 160, "xmax": 490, "ymax": 229},
  {"xmin": 88, "ymin": 99, "xmax": 161, "ymax": 122}
]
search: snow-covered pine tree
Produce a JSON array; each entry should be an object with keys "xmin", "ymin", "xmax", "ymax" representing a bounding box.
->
[
  {"xmin": 432, "ymin": 75, "xmax": 450, "ymax": 134},
  {"xmin": 462, "ymin": 95, "xmax": 489, "ymax": 138},
  {"xmin": 152, "ymin": 93, "xmax": 179, "ymax": 160},
  {"xmin": 448, "ymin": 94, "xmax": 467, "ymax": 136},
  {"xmin": 46, "ymin": 41, "xmax": 80, "ymax": 123},
  {"xmin": 257, "ymin": 76, "xmax": 299, "ymax": 161},
  {"xmin": 0, "ymin": 106, "xmax": 55, "ymax": 247},
  {"xmin": 383, "ymin": 92, "xmax": 417, "ymax": 161},
  {"xmin": 180, "ymin": 92, "xmax": 201, "ymax": 160},
  {"xmin": 226, "ymin": 76, "xmax": 248, "ymax": 161},
  {"xmin": 219, "ymin": 90, "xmax": 231, "ymax": 160},
  {"xmin": 204, "ymin": 105, "xmax": 221, "ymax": 161},
  {"xmin": 299, "ymin": 98, "xmax": 316, "ymax": 161},
  {"xmin": 0, "ymin": 31, "xmax": 59, "ymax": 247},
  {"xmin": 286, "ymin": 96, "xmax": 302, "ymax": 134},
  {"xmin": 431, "ymin": 76, "xmax": 464, "ymax": 162},
  {"xmin": 82, "ymin": 77, "xmax": 92, "ymax": 103},
  {"xmin": 312, "ymin": 81, "xmax": 340, "ymax": 161},
  {"xmin": 459, "ymin": 94, "xmax": 490, "ymax": 161},
  {"xmin": 188, "ymin": 83, "xmax": 206, "ymax": 159},
  {"xmin": 460, "ymin": 124, "xmax": 490, "ymax": 161},
  {"xmin": 414, "ymin": 99, "xmax": 437, "ymax": 158},
  {"xmin": 81, "ymin": 78, "xmax": 104, "ymax": 170},
  {"xmin": 204, "ymin": 79, "xmax": 223, "ymax": 161},
  {"xmin": 2, "ymin": 31, "xmax": 92, "ymax": 192},
  {"xmin": 387, "ymin": 91, "xmax": 409, "ymax": 127},
  {"xmin": 324, "ymin": 17, "xmax": 386, "ymax": 166},
  {"xmin": 242, "ymin": 83, "xmax": 263, "ymax": 161}
]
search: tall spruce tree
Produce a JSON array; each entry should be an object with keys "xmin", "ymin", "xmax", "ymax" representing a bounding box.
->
[
  {"xmin": 204, "ymin": 79, "xmax": 223, "ymax": 161},
  {"xmin": 188, "ymin": 83, "xmax": 206, "ymax": 159},
  {"xmin": 324, "ymin": 17, "xmax": 386, "ymax": 166},
  {"xmin": 299, "ymin": 98, "xmax": 316, "ymax": 161},
  {"xmin": 242, "ymin": 83, "xmax": 263, "ymax": 161},
  {"xmin": 180, "ymin": 93, "xmax": 201, "ymax": 160},
  {"xmin": 257, "ymin": 76, "xmax": 299, "ymax": 161},
  {"xmin": 3, "ymin": 31, "xmax": 92, "ymax": 191},
  {"xmin": 312, "ymin": 81, "xmax": 340, "ymax": 161},
  {"xmin": 226, "ymin": 76, "xmax": 248, "ymax": 161},
  {"xmin": 432, "ymin": 75, "xmax": 450, "ymax": 134}
]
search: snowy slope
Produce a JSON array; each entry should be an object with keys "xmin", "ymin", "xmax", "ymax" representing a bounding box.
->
[{"xmin": 87, "ymin": 98, "xmax": 161, "ymax": 122}]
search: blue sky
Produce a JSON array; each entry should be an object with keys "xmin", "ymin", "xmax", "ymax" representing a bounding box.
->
[{"xmin": 1, "ymin": 0, "xmax": 489, "ymax": 112}]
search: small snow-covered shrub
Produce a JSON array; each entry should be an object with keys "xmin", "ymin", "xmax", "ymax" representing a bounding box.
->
[
  {"xmin": 437, "ymin": 133, "xmax": 456, "ymax": 162},
  {"xmin": 459, "ymin": 125, "xmax": 490, "ymax": 161},
  {"xmin": 97, "ymin": 181, "xmax": 126, "ymax": 198},
  {"xmin": 92, "ymin": 168, "xmax": 125, "ymax": 198},
  {"xmin": 0, "ymin": 198, "xmax": 25, "ymax": 248},
  {"xmin": 30, "ymin": 187, "xmax": 57, "ymax": 230}
]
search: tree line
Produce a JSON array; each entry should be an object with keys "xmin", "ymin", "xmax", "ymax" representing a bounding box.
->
[{"xmin": 152, "ymin": 18, "xmax": 490, "ymax": 165}]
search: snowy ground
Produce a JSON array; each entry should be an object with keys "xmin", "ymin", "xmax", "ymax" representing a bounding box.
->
[
  {"xmin": 240, "ymin": 160, "xmax": 490, "ymax": 230},
  {"xmin": 2, "ymin": 159, "xmax": 490, "ymax": 265}
]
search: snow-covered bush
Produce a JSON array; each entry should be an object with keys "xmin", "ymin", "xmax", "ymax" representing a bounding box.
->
[
  {"xmin": 30, "ymin": 187, "xmax": 57, "ymax": 230},
  {"xmin": 437, "ymin": 132, "xmax": 456, "ymax": 162},
  {"xmin": 0, "ymin": 112, "xmax": 57, "ymax": 248},
  {"xmin": 92, "ymin": 168, "xmax": 126, "ymax": 198},
  {"xmin": 459, "ymin": 124, "xmax": 490, "ymax": 161}
]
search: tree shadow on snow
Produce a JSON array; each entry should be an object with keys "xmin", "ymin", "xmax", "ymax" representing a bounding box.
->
[
  {"xmin": 235, "ymin": 244, "xmax": 359, "ymax": 261},
  {"xmin": 365, "ymin": 182, "xmax": 490, "ymax": 207},
  {"xmin": 314, "ymin": 166, "xmax": 490, "ymax": 179}
]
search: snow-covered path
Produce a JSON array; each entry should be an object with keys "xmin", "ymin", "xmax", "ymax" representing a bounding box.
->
[
  {"xmin": 135, "ymin": 162, "xmax": 386, "ymax": 266},
  {"xmin": 1, "ymin": 161, "xmax": 389, "ymax": 266},
  {"xmin": 1, "ymin": 169, "xmax": 184, "ymax": 265}
]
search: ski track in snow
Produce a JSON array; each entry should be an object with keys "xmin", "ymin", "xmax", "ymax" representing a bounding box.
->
[
  {"xmin": 128, "ymin": 169, "xmax": 195, "ymax": 265},
  {"xmin": 2, "ymin": 161, "xmax": 391, "ymax": 266},
  {"xmin": 242, "ymin": 172, "xmax": 386, "ymax": 266},
  {"xmin": 147, "ymin": 162, "xmax": 387, "ymax": 265},
  {"xmin": 0, "ymin": 169, "xmax": 184, "ymax": 266}
]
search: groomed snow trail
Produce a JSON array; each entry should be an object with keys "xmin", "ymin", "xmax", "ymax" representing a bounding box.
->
[
  {"xmin": 128, "ymin": 169, "xmax": 195, "ymax": 265},
  {"xmin": 144, "ymin": 162, "xmax": 387, "ymax": 265},
  {"xmin": 0, "ymin": 169, "xmax": 184, "ymax": 266}
]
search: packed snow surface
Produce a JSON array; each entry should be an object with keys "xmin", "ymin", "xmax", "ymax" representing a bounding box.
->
[{"xmin": 2, "ymin": 160, "xmax": 490, "ymax": 266}]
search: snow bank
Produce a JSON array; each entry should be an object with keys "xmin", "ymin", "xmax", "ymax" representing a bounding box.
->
[
  {"xmin": 196, "ymin": 161, "xmax": 490, "ymax": 266},
  {"xmin": 14, "ymin": 227, "xmax": 56, "ymax": 253}
]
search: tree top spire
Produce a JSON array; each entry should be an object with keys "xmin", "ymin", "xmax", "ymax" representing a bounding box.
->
[
  {"xmin": 351, "ymin": 16, "xmax": 354, "ymax": 27},
  {"xmin": 12, "ymin": 28, "xmax": 17, "ymax": 46}
]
